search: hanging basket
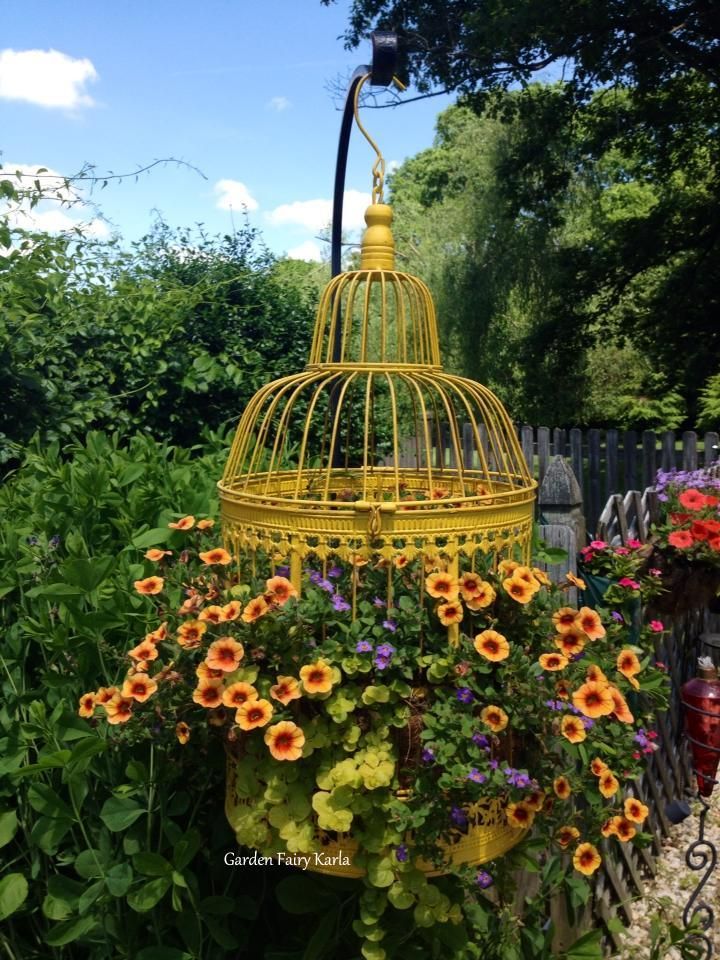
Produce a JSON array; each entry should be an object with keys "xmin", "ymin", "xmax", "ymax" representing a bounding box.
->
[{"xmin": 644, "ymin": 549, "xmax": 720, "ymax": 618}]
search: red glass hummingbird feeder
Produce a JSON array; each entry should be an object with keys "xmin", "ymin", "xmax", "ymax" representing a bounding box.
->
[{"xmin": 681, "ymin": 657, "xmax": 720, "ymax": 796}]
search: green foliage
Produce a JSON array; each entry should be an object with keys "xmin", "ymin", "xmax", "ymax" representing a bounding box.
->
[{"xmin": 697, "ymin": 373, "xmax": 720, "ymax": 432}]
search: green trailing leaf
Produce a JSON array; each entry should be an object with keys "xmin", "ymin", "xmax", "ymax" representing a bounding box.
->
[
  {"xmin": 0, "ymin": 873, "xmax": 28, "ymax": 921},
  {"xmin": 100, "ymin": 796, "xmax": 145, "ymax": 832}
]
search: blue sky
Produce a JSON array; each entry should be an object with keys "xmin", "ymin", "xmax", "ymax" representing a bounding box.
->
[{"xmin": 0, "ymin": 0, "xmax": 454, "ymax": 260}]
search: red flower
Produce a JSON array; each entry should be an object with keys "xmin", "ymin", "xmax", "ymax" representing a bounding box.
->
[
  {"xmin": 678, "ymin": 489, "xmax": 707, "ymax": 511},
  {"xmin": 668, "ymin": 530, "xmax": 693, "ymax": 549}
]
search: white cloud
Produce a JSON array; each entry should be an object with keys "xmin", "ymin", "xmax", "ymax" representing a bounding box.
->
[
  {"xmin": 286, "ymin": 240, "xmax": 323, "ymax": 262},
  {"xmin": 0, "ymin": 163, "xmax": 79, "ymax": 203},
  {"xmin": 267, "ymin": 189, "xmax": 371, "ymax": 232},
  {"xmin": 214, "ymin": 178, "xmax": 259, "ymax": 211},
  {"xmin": 0, "ymin": 49, "xmax": 98, "ymax": 109},
  {"xmin": 268, "ymin": 96, "xmax": 290, "ymax": 112},
  {"xmin": 1, "ymin": 162, "xmax": 108, "ymax": 237}
]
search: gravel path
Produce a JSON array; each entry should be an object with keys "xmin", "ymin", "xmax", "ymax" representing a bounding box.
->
[{"xmin": 617, "ymin": 789, "xmax": 720, "ymax": 958}]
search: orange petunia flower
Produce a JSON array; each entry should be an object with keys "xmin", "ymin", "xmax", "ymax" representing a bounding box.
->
[
  {"xmin": 299, "ymin": 660, "xmax": 334, "ymax": 695},
  {"xmin": 265, "ymin": 721, "xmax": 305, "ymax": 761},
  {"xmin": 176, "ymin": 722, "xmax": 190, "ymax": 744},
  {"xmin": 572, "ymin": 681, "xmax": 615, "ymax": 718},
  {"xmin": 438, "ymin": 600, "xmax": 464, "ymax": 626},
  {"xmin": 480, "ymin": 705, "xmax": 508, "ymax": 732},
  {"xmin": 586, "ymin": 664, "xmax": 608, "ymax": 684},
  {"xmin": 205, "ymin": 637, "xmax": 245, "ymax": 672},
  {"xmin": 554, "ymin": 629, "xmax": 586, "ymax": 657},
  {"xmin": 192, "ymin": 680, "xmax": 224, "ymax": 709},
  {"xmin": 555, "ymin": 679, "xmax": 571, "ymax": 700},
  {"xmin": 128, "ymin": 641, "xmax": 158, "ymax": 662},
  {"xmin": 506, "ymin": 801, "xmax": 536, "ymax": 829},
  {"xmin": 199, "ymin": 605, "xmax": 226, "ymax": 624},
  {"xmin": 566, "ymin": 571, "xmax": 586, "ymax": 590},
  {"xmin": 222, "ymin": 682, "xmax": 259, "ymax": 708},
  {"xmin": 134, "ymin": 576, "xmax": 164, "ymax": 595},
  {"xmin": 121, "ymin": 675, "xmax": 158, "ymax": 703},
  {"xmin": 393, "ymin": 554, "xmax": 409, "ymax": 569},
  {"xmin": 459, "ymin": 572, "xmax": 484, "ymax": 600},
  {"xmin": 197, "ymin": 518, "xmax": 215, "ymax": 530},
  {"xmin": 168, "ymin": 515, "xmax": 195, "ymax": 530},
  {"xmin": 94, "ymin": 686, "xmax": 118, "ymax": 707},
  {"xmin": 590, "ymin": 757, "xmax": 608, "ymax": 777},
  {"xmin": 553, "ymin": 607, "xmax": 581, "ymax": 633},
  {"xmin": 474, "ymin": 630, "xmax": 510, "ymax": 662},
  {"xmin": 598, "ymin": 770, "xmax": 620, "ymax": 798},
  {"xmin": 178, "ymin": 595, "xmax": 203, "ymax": 616},
  {"xmin": 678, "ymin": 488, "xmax": 707, "ymax": 511},
  {"xmin": 266, "ymin": 576, "xmax": 298, "ymax": 606},
  {"xmin": 465, "ymin": 582, "xmax": 496, "ymax": 610},
  {"xmin": 425, "ymin": 572, "xmax": 460, "ymax": 600},
  {"xmin": 539, "ymin": 652, "xmax": 568, "ymax": 672},
  {"xmin": 177, "ymin": 619, "xmax": 207, "ymax": 649},
  {"xmin": 577, "ymin": 607, "xmax": 606, "ymax": 640},
  {"xmin": 512, "ymin": 566, "xmax": 541, "ymax": 589},
  {"xmin": 78, "ymin": 693, "xmax": 96, "ymax": 718},
  {"xmin": 525, "ymin": 790, "xmax": 545, "ymax": 812},
  {"xmin": 199, "ymin": 547, "xmax": 232, "ymax": 565},
  {"xmin": 270, "ymin": 676, "xmax": 302, "ymax": 705},
  {"xmin": 498, "ymin": 560, "xmax": 520, "ymax": 577},
  {"xmin": 196, "ymin": 662, "xmax": 225, "ymax": 681},
  {"xmin": 624, "ymin": 797, "xmax": 649, "ymax": 824},
  {"xmin": 669, "ymin": 530, "xmax": 693, "ymax": 549},
  {"xmin": 607, "ymin": 685, "xmax": 635, "ymax": 723},
  {"xmin": 561, "ymin": 715, "xmax": 587, "ymax": 744},
  {"xmin": 146, "ymin": 622, "xmax": 169, "ymax": 644},
  {"xmin": 241, "ymin": 595, "xmax": 270, "ymax": 624},
  {"xmin": 553, "ymin": 776, "xmax": 572, "ymax": 800},
  {"xmin": 144, "ymin": 548, "xmax": 172, "ymax": 562},
  {"xmin": 573, "ymin": 842, "xmax": 602, "ymax": 876},
  {"xmin": 601, "ymin": 818, "xmax": 617, "ymax": 838},
  {"xmin": 617, "ymin": 649, "xmax": 642, "ymax": 678},
  {"xmin": 532, "ymin": 567, "xmax": 552, "ymax": 587},
  {"xmin": 502, "ymin": 575, "xmax": 536, "ymax": 604},
  {"xmin": 221, "ymin": 600, "xmax": 242, "ymax": 621},
  {"xmin": 105, "ymin": 694, "xmax": 133, "ymax": 725},
  {"xmin": 208, "ymin": 707, "xmax": 228, "ymax": 727},
  {"xmin": 557, "ymin": 825, "xmax": 580, "ymax": 848},
  {"xmin": 236, "ymin": 698, "xmax": 274, "ymax": 731},
  {"xmin": 611, "ymin": 816, "xmax": 636, "ymax": 842}
]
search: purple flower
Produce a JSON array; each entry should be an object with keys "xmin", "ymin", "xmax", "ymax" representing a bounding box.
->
[
  {"xmin": 356, "ymin": 640, "xmax": 373, "ymax": 653},
  {"xmin": 317, "ymin": 578, "xmax": 335, "ymax": 594},
  {"xmin": 373, "ymin": 596, "xmax": 386, "ymax": 608},
  {"xmin": 611, "ymin": 611, "xmax": 624, "ymax": 623},
  {"xmin": 489, "ymin": 759, "xmax": 499, "ymax": 770},
  {"xmin": 421, "ymin": 748, "xmax": 435, "ymax": 763},
  {"xmin": 308, "ymin": 570, "xmax": 322, "ymax": 585},
  {"xmin": 514, "ymin": 773, "xmax": 531, "ymax": 789},
  {"xmin": 467, "ymin": 768, "xmax": 487, "ymax": 784},
  {"xmin": 450, "ymin": 806, "xmax": 468, "ymax": 828},
  {"xmin": 376, "ymin": 642, "xmax": 395, "ymax": 659},
  {"xmin": 328, "ymin": 565, "xmax": 343, "ymax": 579},
  {"xmin": 49, "ymin": 535, "xmax": 61, "ymax": 548},
  {"xmin": 456, "ymin": 687, "xmax": 474, "ymax": 704},
  {"xmin": 395, "ymin": 844, "xmax": 409, "ymax": 863},
  {"xmin": 373, "ymin": 654, "xmax": 392, "ymax": 670},
  {"xmin": 472, "ymin": 733, "xmax": 489, "ymax": 749},
  {"xmin": 476, "ymin": 870, "xmax": 493, "ymax": 889},
  {"xmin": 331, "ymin": 594, "xmax": 351, "ymax": 612},
  {"xmin": 382, "ymin": 619, "xmax": 398, "ymax": 633},
  {"xmin": 581, "ymin": 717, "xmax": 595, "ymax": 730}
]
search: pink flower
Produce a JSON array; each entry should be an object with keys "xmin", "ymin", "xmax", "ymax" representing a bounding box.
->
[
  {"xmin": 627, "ymin": 539, "xmax": 642, "ymax": 549},
  {"xmin": 649, "ymin": 568, "xmax": 662, "ymax": 576},
  {"xmin": 615, "ymin": 547, "xmax": 630, "ymax": 555},
  {"xmin": 649, "ymin": 620, "xmax": 664, "ymax": 632},
  {"xmin": 618, "ymin": 577, "xmax": 640, "ymax": 589},
  {"xmin": 590, "ymin": 540, "xmax": 607, "ymax": 549}
]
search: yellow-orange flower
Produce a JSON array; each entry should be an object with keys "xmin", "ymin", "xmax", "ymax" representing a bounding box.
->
[
  {"xmin": 94, "ymin": 686, "xmax": 118, "ymax": 707},
  {"xmin": 192, "ymin": 680, "xmax": 224, "ymax": 709},
  {"xmin": 539, "ymin": 652, "xmax": 568, "ymax": 671},
  {"xmin": 205, "ymin": 637, "xmax": 245, "ymax": 672},
  {"xmin": 177, "ymin": 619, "xmax": 207, "ymax": 649},
  {"xmin": 617, "ymin": 649, "xmax": 642, "ymax": 679},
  {"xmin": 601, "ymin": 818, "xmax": 617, "ymax": 838},
  {"xmin": 393, "ymin": 554, "xmax": 409, "ymax": 569},
  {"xmin": 168, "ymin": 515, "xmax": 195, "ymax": 530},
  {"xmin": 586, "ymin": 664, "xmax": 608, "ymax": 684},
  {"xmin": 134, "ymin": 576, "xmax": 164, "ymax": 595},
  {"xmin": 555, "ymin": 679, "xmax": 571, "ymax": 700},
  {"xmin": 78, "ymin": 693, "xmax": 96, "ymax": 718},
  {"xmin": 105, "ymin": 694, "xmax": 133, "ymax": 725},
  {"xmin": 624, "ymin": 797, "xmax": 649, "ymax": 824},
  {"xmin": 459, "ymin": 572, "xmax": 484, "ymax": 601},
  {"xmin": 438, "ymin": 600, "xmax": 464, "ymax": 625},
  {"xmin": 148, "ymin": 622, "xmax": 168, "ymax": 643},
  {"xmin": 554, "ymin": 629, "xmax": 586, "ymax": 657},
  {"xmin": 221, "ymin": 600, "xmax": 242, "ymax": 621},
  {"xmin": 128, "ymin": 641, "xmax": 158, "ymax": 662},
  {"xmin": 265, "ymin": 721, "xmax": 305, "ymax": 761},
  {"xmin": 607, "ymin": 685, "xmax": 634, "ymax": 723},
  {"xmin": 199, "ymin": 547, "xmax": 232, "ymax": 565},
  {"xmin": 300, "ymin": 660, "xmax": 334, "ymax": 695},
  {"xmin": 572, "ymin": 681, "xmax": 614, "ymax": 718},
  {"xmin": 557, "ymin": 825, "xmax": 580, "ymax": 848},
  {"xmin": 176, "ymin": 722, "xmax": 190, "ymax": 744},
  {"xmin": 144, "ymin": 548, "xmax": 172, "ymax": 561},
  {"xmin": 270, "ymin": 676, "xmax": 302, "ymax": 705},
  {"xmin": 474, "ymin": 630, "xmax": 510, "ymax": 661},
  {"xmin": 241, "ymin": 595, "xmax": 269, "ymax": 624},
  {"xmin": 506, "ymin": 801, "xmax": 535, "ymax": 829},
  {"xmin": 222, "ymin": 682, "xmax": 259, "ymax": 708},
  {"xmin": 598, "ymin": 770, "xmax": 620, "ymax": 798},
  {"xmin": 566, "ymin": 571, "xmax": 586, "ymax": 590},
  {"xmin": 553, "ymin": 607, "xmax": 580, "ymax": 633},
  {"xmin": 532, "ymin": 567, "xmax": 552, "ymax": 587},
  {"xmin": 465, "ymin": 582, "xmax": 496, "ymax": 610},
  {"xmin": 561, "ymin": 715, "xmax": 587, "ymax": 743},
  {"xmin": 236, "ymin": 698, "xmax": 274, "ymax": 731},
  {"xmin": 208, "ymin": 707, "xmax": 228, "ymax": 727},
  {"xmin": 121, "ymin": 675, "xmax": 158, "ymax": 703},
  {"xmin": 425, "ymin": 571, "xmax": 460, "ymax": 600},
  {"xmin": 577, "ymin": 606, "xmax": 606, "ymax": 640},
  {"xmin": 480, "ymin": 705, "xmax": 509, "ymax": 732},
  {"xmin": 612, "ymin": 816, "xmax": 637, "ymax": 841},
  {"xmin": 573, "ymin": 842, "xmax": 602, "ymax": 876},
  {"xmin": 590, "ymin": 757, "xmax": 608, "ymax": 777},
  {"xmin": 266, "ymin": 575, "xmax": 298, "ymax": 606},
  {"xmin": 196, "ymin": 662, "xmax": 225, "ymax": 681},
  {"xmin": 553, "ymin": 776, "xmax": 572, "ymax": 799},
  {"xmin": 197, "ymin": 518, "xmax": 215, "ymax": 530},
  {"xmin": 525, "ymin": 790, "xmax": 545, "ymax": 812},
  {"xmin": 503, "ymin": 575, "xmax": 536, "ymax": 604},
  {"xmin": 199, "ymin": 605, "xmax": 226, "ymax": 625},
  {"xmin": 498, "ymin": 559, "xmax": 520, "ymax": 577},
  {"xmin": 512, "ymin": 566, "xmax": 541, "ymax": 589}
]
